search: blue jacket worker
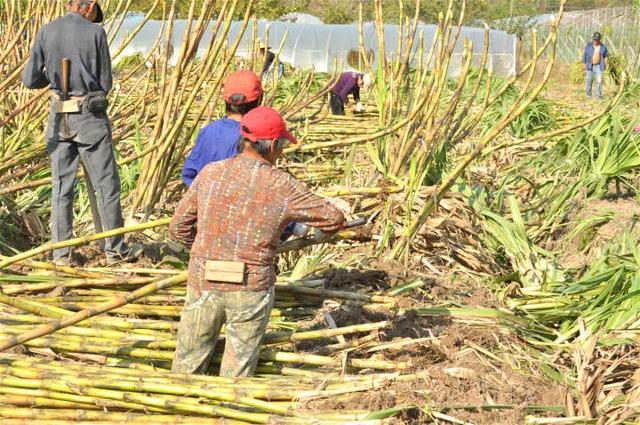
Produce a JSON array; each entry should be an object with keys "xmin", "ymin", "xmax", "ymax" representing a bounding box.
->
[
  {"xmin": 182, "ymin": 70, "xmax": 263, "ymax": 187},
  {"xmin": 583, "ymin": 32, "xmax": 609, "ymax": 98}
]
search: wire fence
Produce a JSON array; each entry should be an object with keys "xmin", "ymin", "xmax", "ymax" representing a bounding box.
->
[{"xmin": 521, "ymin": 6, "xmax": 640, "ymax": 76}]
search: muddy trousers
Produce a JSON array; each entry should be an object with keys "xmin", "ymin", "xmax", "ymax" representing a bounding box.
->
[{"xmin": 171, "ymin": 287, "xmax": 275, "ymax": 377}]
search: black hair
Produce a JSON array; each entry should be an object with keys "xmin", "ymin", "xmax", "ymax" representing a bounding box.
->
[
  {"xmin": 225, "ymin": 96, "xmax": 261, "ymax": 115},
  {"xmin": 71, "ymin": 0, "xmax": 93, "ymax": 7},
  {"xmin": 236, "ymin": 136, "xmax": 288, "ymax": 155}
]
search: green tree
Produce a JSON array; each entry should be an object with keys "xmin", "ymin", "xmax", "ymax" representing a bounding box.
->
[{"xmin": 125, "ymin": 0, "xmax": 308, "ymax": 19}]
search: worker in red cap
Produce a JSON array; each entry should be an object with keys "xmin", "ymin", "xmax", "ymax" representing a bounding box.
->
[
  {"xmin": 182, "ymin": 70, "xmax": 263, "ymax": 187},
  {"xmin": 169, "ymin": 106, "xmax": 346, "ymax": 377}
]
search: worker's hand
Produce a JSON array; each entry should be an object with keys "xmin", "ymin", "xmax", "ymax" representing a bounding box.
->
[
  {"xmin": 348, "ymin": 103, "xmax": 356, "ymax": 113},
  {"xmin": 326, "ymin": 197, "xmax": 351, "ymax": 214}
]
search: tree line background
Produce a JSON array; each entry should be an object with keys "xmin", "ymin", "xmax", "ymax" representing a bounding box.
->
[{"xmin": 123, "ymin": 0, "xmax": 634, "ymax": 24}]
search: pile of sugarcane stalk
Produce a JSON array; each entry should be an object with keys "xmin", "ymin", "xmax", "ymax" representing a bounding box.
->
[
  {"xmin": 0, "ymin": 254, "xmax": 424, "ymax": 422},
  {"xmin": 0, "ymin": 355, "xmax": 423, "ymax": 424},
  {"xmin": 0, "ymin": 255, "xmax": 411, "ymax": 373}
]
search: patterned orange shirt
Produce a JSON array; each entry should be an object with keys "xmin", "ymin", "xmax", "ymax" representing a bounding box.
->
[{"xmin": 169, "ymin": 154, "xmax": 345, "ymax": 293}]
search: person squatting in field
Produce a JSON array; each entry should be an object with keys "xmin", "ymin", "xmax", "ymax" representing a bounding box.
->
[
  {"xmin": 169, "ymin": 106, "xmax": 346, "ymax": 377},
  {"xmin": 330, "ymin": 71, "xmax": 371, "ymax": 115},
  {"xmin": 21, "ymin": 0, "xmax": 141, "ymax": 266}
]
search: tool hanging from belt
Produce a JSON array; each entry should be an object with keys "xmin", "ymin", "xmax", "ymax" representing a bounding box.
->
[{"xmin": 57, "ymin": 57, "xmax": 105, "ymax": 249}]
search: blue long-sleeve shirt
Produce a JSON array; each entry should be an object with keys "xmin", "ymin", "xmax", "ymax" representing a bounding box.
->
[
  {"xmin": 583, "ymin": 42, "xmax": 608, "ymax": 72},
  {"xmin": 182, "ymin": 116, "xmax": 299, "ymax": 240},
  {"xmin": 182, "ymin": 117, "xmax": 241, "ymax": 187}
]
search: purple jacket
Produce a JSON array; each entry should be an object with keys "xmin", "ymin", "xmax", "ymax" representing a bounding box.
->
[{"xmin": 332, "ymin": 72, "xmax": 361, "ymax": 102}]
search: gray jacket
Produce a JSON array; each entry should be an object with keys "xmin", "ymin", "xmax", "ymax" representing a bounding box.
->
[{"xmin": 22, "ymin": 12, "xmax": 112, "ymax": 96}]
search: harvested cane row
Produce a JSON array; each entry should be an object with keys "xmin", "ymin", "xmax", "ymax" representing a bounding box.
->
[
  {"xmin": 0, "ymin": 272, "xmax": 409, "ymax": 373},
  {"xmin": 0, "ymin": 260, "xmax": 430, "ymax": 423},
  {"xmin": 0, "ymin": 356, "xmax": 423, "ymax": 424}
]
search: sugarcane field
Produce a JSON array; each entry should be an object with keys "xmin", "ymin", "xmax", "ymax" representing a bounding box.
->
[{"xmin": 2, "ymin": 0, "xmax": 640, "ymax": 423}]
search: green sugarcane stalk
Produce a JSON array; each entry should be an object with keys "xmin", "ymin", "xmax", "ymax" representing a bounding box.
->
[
  {"xmin": 320, "ymin": 186, "xmax": 403, "ymax": 197},
  {"xmin": 18, "ymin": 303, "xmax": 313, "ymax": 318},
  {"xmin": 0, "ymin": 419, "xmax": 238, "ymax": 425},
  {"xmin": 320, "ymin": 333, "xmax": 379, "ymax": 355},
  {"xmin": 0, "ymin": 376, "xmax": 280, "ymax": 423},
  {"xmin": 20, "ymin": 260, "xmax": 104, "ymax": 278},
  {"xmin": 2, "ymin": 276, "xmax": 160, "ymax": 295},
  {"xmin": 275, "ymin": 285, "xmax": 395, "ymax": 304},
  {"xmin": 259, "ymin": 350, "xmax": 406, "ymax": 370},
  {"xmin": 0, "ymin": 385, "xmax": 170, "ymax": 413},
  {"xmin": 0, "ymin": 365, "xmax": 299, "ymax": 402},
  {"xmin": 0, "ymin": 331, "xmax": 178, "ymax": 351},
  {"xmin": 0, "ymin": 324, "xmax": 168, "ymax": 344},
  {"xmin": 269, "ymin": 321, "xmax": 388, "ymax": 343},
  {"xmin": 0, "ymin": 418, "xmax": 248, "ymax": 425},
  {"xmin": 3, "ymin": 355, "xmax": 414, "ymax": 388},
  {"xmin": 2, "ymin": 356, "xmax": 288, "ymax": 385},
  {"xmin": 0, "ymin": 293, "xmax": 70, "ymax": 318},
  {"xmin": 8, "ymin": 336, "xmax": 175, "ymax": 360},
  {"xmin": 23, "ymin": 293, "xmax": 181, "ymax": 304},
  {"xmin": 0, "ymin": 313, "xmax": 178, "ymax": 332}
]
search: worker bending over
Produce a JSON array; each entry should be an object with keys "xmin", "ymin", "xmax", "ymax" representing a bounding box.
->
[
  {"xmin": 21, "ymin": 0, "xmax": 140, "ymax": 265},
  {"xmin": 169, "ymin": 107, "xmax": 346, "ymax": 377},
  {"xmin": 182, "ymin": 70, "xmax": 263, "ymax": 187},
  {"xmin": 330, "ymin": 72, "xmax": 370, "ymax": 115}
]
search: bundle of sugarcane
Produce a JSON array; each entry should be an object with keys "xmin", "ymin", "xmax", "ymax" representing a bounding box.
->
[
  {"xmin": 0, "ymin": 295, "xmax": 404, "ymax": 372},
  {"xmin": 0, "ymin": 245, "xmax": 408, "ymax": 373},
  {"xmin": 0, "ymin": 355, "xmax": 421, "ymax": 423}
]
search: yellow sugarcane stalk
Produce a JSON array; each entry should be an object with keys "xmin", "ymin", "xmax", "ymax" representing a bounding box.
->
[
  {"xmin": 0, "ymin": 218, "xmax": 171, "ymax": 270},
  {"xmin": 0, "ymin": 274, "xmax": 187, "ymax": 352}
]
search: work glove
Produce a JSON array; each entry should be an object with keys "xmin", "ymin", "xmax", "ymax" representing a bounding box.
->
[
  {"xmin": 292, "ymin": 222, "xmax": 311, "ymax": 237},
  {"xmin": 326, "ymin": 197, "xmax": 351, "ymax": 214},
  {"xmin": 290, "ymin": 223, "xmax": 330, "ymax": 240}
]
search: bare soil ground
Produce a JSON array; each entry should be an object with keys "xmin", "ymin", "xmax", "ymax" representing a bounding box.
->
[{"xmin": 303, "ymin": 266, "xmax": 565, "ymax": 424}]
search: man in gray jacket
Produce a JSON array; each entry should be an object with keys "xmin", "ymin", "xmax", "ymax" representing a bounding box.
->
[{"xmin": 22, "ymin": 0, "xmax": 140, "ymax": 265}]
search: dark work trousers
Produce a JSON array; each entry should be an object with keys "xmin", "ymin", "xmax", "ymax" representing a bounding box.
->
[
  {"xmin": 330, "ymin": 92, "xmax": 346, "ymax": 115},
  {"xmin": 46, "ymin": 97, "xmax": 128, "ymax": 261}
]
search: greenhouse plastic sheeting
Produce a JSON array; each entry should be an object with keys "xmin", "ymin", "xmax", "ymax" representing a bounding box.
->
[{"xmin": 110, "ymin": 18, "xmax": 517, "ymax": 76}]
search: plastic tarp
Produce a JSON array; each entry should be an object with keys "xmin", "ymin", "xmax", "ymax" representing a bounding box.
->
[
  {"xmin": 279, "ymin": 13, "xmax": 324, "ymax": 25},
  {"xmin": 110, "ymin": 18, "xmax": 517, "ymax": 76}
]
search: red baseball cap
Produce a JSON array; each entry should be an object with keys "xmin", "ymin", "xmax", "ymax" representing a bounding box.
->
[
  {"xmin": 240, "ymin": 106, "xmax": 297, "ymax": 145},
  {"xmin": 223, "ymin": 70, "xmax": 263, "ymax": 105}
]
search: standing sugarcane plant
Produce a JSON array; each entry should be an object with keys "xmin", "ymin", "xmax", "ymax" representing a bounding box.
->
[
  {"xmin": 131, "ymin": 0, "xmax": 255, "ymax": 216},
  {"xmin": 356, "ymin": 0, "xmax": 567, "ymax": 261}
]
